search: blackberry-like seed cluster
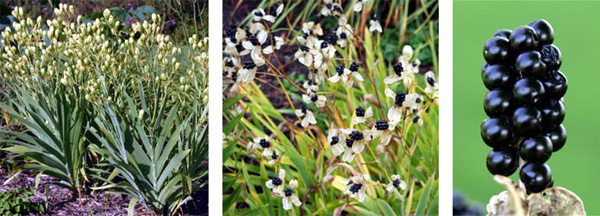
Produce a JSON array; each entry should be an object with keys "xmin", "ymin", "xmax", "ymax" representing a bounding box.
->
[
  {"xmin": 348, "ymin": 130, "xmax": 364, "ymax": 140},
  {"xmin": 311, "ymin": 94, "xmax": 318, "ymax": 102},
  {"xmin": 393, "ymin": 63, "xmax": 403, "ymax": 76},
  {"xmin": 427, "ymin": 76, "xmax": 436, "ymax": 86},
  {"xmin": 300, "ymin": 104, "xmax": 307, "ymax": 114},
  {"xmin": 270, "ymin": 5, "xmax": 279, "ymax": 16},
  {"xmin": 331, "ymin": 136, "xmax": 339, "ymax": 145},
  {"xmin": 375, "ymin": 121, "xmax": 389, "ymax": 130},
  {"xmin": 243, "ymin": 59, "xmax": 256, "ymax": 69},
  {"xmin": 392, "ymin": 179, "xmax": 401, "ymax": 188},
  {"xmin": 336, "ymin": 65, "xmax": 345, "ymax": 76},
  {"xmin": 271, "ymin": 151, "xmax": 278, "ymax": 160},
  {"xmin": 259, "ymin": 138, "xmax": 270, "ymax": 148},
  {"xmin": 300, "ymin": 45, "xmax": 309, "ymax": 52},
  {"xmin": 355, "ymin": 106, "xmax": 365, "ymax": 117},
  {"xmin": 225, "ymin": 59, "xmax": 234, "ymax": 67},
  {"xmin": 248, "ymin": 34, "xmax": 260, "ymax": 46},
  {"xmin": 394, "ymin": 91, "xmax": 406, "ymax": 106},
  {"xmin": 345, "ymin": 139, "xmax": 354, "ymax": 148},
  {"xmin": 284, "ymin": 188, "xmax": 293, "ymax": 197},
  {"xmin": 349, "ymin": 62, "xmax": 359, "ymax": 72},
  {"xmin": 272, "ymin": 177, "xmax": 282, "ymax": 186},
  {"xmin": 349, "ymin": 183, "xmax": 362, "ymax": 193},
  {"xmin": 482, "ymin": 19, "xmax": 566, "ymax": 194},
  {"xmin": 321, "ymin": 41, "xmax": 329, "ymax": 49}
]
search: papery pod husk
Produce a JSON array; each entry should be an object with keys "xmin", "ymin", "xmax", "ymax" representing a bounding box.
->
[{"xmin": 487, "ymin": 175, "xmax": 586, "ymax": 216}]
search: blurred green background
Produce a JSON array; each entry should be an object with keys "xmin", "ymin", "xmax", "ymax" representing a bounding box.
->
[{"xmin": 453, "ymin": 0, "xmax": 600, "ymax": 214}]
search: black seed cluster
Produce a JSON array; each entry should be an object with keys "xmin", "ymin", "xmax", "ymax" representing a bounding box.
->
[
  {"xmin": 311, "ymin": 94, "xmax": 318, "ymax": 102},
  {"xmin": 355, "ymin": 106, "xmax": 365, "ymax": 117},
  {"xmin": 300, "ymin": 45, "xmax": 309, "ymax": 52},
  {"xmin": 393, "ymin": 63, "xmax": 403, "ymax": 76},
  {"xmin": 371, "ymin": 15, "xmax": 378, "ymax": 22},
  {"xmin": 392, "ymin": 179, "xmax": 401, "ymax": 188},
  {"xmin": 331, "ymin": 136, "xmax": 339, "ymax": 145},
  {"xmin": 248, "ymin": 34, "xmax": 260, "ymax": 46},
  {"xmin": 412, "ymin": 116, "xmax": 420, "ymax": 124},
  {"xmin": 327, "ymin": 31, "xmax": 338, "ymax": 45},
  {"xmin": 254, "ymin": 10, "xmax": 264, "ymax": 17},
  {"xmin": 349, "ymin": 183, "xmax": 362, "ymax": 193},
  {"xmin": 225, "ymin": 59, "xmax": 234, "ymax": 67},
  {"xmin": 482, "ymin": 19, "xmax": 566, "ymax": 194},
  {"xmin": 427, "ymin": 77, "xmax": 436, "ymax": 86},
  {"xmin": 345, "ymin": 139, "xmax": 354, "ymax": 148},
  {"xmin": 259, "ymin": 138, "xmax": 270, "ymax": 148},
  {"xmin": 320, "ymin": 41, "xmax": 329, "ymax": 49},
  {"xmin": 300, "ymin": 104, "xmax": 307, "ymax": 114},
  {"xmin": 271, "ymin": 151, "xmax": 278, "ymax": 160},
  {"xmin": 243, "ymin": 59, "xmax": 256, "ymax": 69},
  {"xmin": 231, "ymin": 71, "xmax": 238, "ymax": 81},
  {"xmin": 332, "ymin": 4, "xmax": 343, "ymax": 13},
  {"xmin": 375, "ymin": 121, "xmax": 389, "ymax": 130},
  {"xmin": 394, "ymin": 91, "xmax": 406, "ymax": 106},
  {"xmin": 226, "ymin": 27, "xmax": 237, "ymax": 43},
  {"xmin": 349, "ymin": 62, "xmax": 359, "ymax": 72},
  {"xmin": 284, "ymin": 188, "xmax": 293, "ymax": 197},
  {"xmin": 272, "ymin": 177, "xmax": 282, "ymax": 186},
  {"xmin": 349, "ymin": 130, "xmax": 363, "ymax": 141},
  {"xmin": 235, "ymin": 44, "xmax": 245, "ymax": 52},
  {"xmin": 270, "ymin": 5, "xmax": 279, "ymax": 16},
  {"xmin": 336, "ymin": 65, "xmax": 345, "ymax": 76}
]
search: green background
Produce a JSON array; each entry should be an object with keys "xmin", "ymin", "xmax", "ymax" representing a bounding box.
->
[{"xmin": 453, "ymin": 0, "xmax": 600, "ymax": 214}]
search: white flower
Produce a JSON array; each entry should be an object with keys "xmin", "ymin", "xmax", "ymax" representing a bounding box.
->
[
  {"xmin": 302, "ymin": 21, "xmax": 324, "ymax": 37},
  {"xmin": 272, "ymin": 36, "xmax": 284, "ymax": 50},
  {"xmin": 297, "ymin": 28, "xmax": 319, "ymax": 48},
  {"xmin": 303, "ymin": 79, "xmax": 319, "ymax": 92},
  {"xmin": 317, "ymin": 40, "xmax": 336, "ymax": 59},
  {"xmin": 354, "ymin": 0, "xmax": 367, "ymax": 12},
  {"xmin": 224, "ymin": 57, "xmax": 239, "ymax": 75},
  {"xmin": 268, "ymin": 149, "xmax": 280, "ymax": 165},
  {"xmin": 384, "ymin": 46, "xmax": 421, "ymax": 86},
  {"xmin": 321, "ymin": 0, "xmax": 343, "ymax": 17},
  {"xmin": 386, "ymin": 174, "xmax": 407, "ymax": 192},
  {"xmin": 385, "ymin": 88, "xmax": 405, "ymax": 123},
  {"xmin": 369, "ymin": 16, "xmax": 382, "ymax": 33},
  {"xmin": 404, "ymin": 93, "xmax": 423, "ymax": 113},
  {"xmin": 308, "ymin": 68, "xmax": 326, "ymax": 84},
  {"xmin": 225, "ymin": 27, "xmax": 246, "ymax": 46},
  {"xmin": 340, "ymin": 129, "xmax": 366, "ymax": 162},
  {"xmin": 353, "ymin": 106, "xmax": 373, "ymax": 124},
  {"xmin": 253, "ymin": 4, "xmax": 283, "ymax": 23},
  {"xmin": 295, "ymin": 104, "xmax": 317, "ymax": 127},
  {"xmin": 368, "ymin": 120, "xmax": 396, "ymax": 146},
  {"xmin": 266, "ymin": 169, "xmax": 286, "ymax": 195},
  {"xmin": 336, "ymin": 25, "xmax": 353, "ymax": 47},
  {"xmin": 238, "ymin": 59, "xmax": 258, "ymax": 83},
  {"xmin": 246, "ymin": 136, "xmax": 273, "ymax": 157},
  {"xmin": 342, "ymin": 174, "xmax": 369, "ymax": 202},
  {"xmin": 241, "ymin": 32, "xmax": 269, "ymax": 66},
  {"xmin": 282, "ymin": 179, "xmax": 302, "ymax": 210},
  {"xmin": 327, "ymin": 123, "xmax": 345, "ymax": 156},
  {"xmin": 424, "ymin": 71, "xmax": 439, "ymax": 100},
  {"xmin": 302, "ymin": 89, "xmax": 327, "ymax": 108},
  {"xmin": 294, "ymin": 45, "xmax": 313, "ymax": 67},
  {"xmin": 328, "ymin": 64, "xmax": 363, "ymax": 88}
]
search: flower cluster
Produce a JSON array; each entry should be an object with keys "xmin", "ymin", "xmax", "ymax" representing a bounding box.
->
[{"xmin": 224, "ymin": 0, "xmax": 439, "ymax": 212}]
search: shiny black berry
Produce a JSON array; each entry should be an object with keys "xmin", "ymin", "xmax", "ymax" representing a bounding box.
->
[
  {"xmin": 527, "ymin": 19, "xmax": 554, "ymax": 45},
  {"xmin": 492, "ymin": 29, "xmax": 512, "ymax": 40},
  {"xmin": 393, "ymin": 63, "xmax": 404, "ymax": 76},
  {"xmin": 512, "ymin": 106, "xmax": 542, "ymax": 135},
  {"xmin": 540, "ymin": 44, "xmax": 561, "ymax": 70},
  {"xmin": 331, "ymin": 136, "xmax": 339, "ymax": 145},
  {"xmin": 272, "ymin": 177, "xmax": 283, "ymax": 186},
  {"xmin": 515, "ymin": 51, "xmax": 546, "ymax": 77},
  {"xmin": 284, "ymin": 188, "xmax": 293, "ymax": 197},
  {"xmin": 349, "ymin": 183, "xmax": 362, "ymax": 193},
  {"xmin": 510, "ymin": 26, "xmax": 539, "ymax": 52},
  {"xmin": 394, "ymin": 91, "xmax": 406, "ymax": 106},
  {"xmin": 355, "ymin": 106, "xmax": 365, "ymax": 117},
  {"xmin": 481, "ymin": 118, "xmax": 515, "ymax": 148},
  {"xmin": 486, "ymin": 148, "xmax": 519, "ymax": 176},
  {"xmin": 520, "ymin": 162, "xmax": 553, "ymax": 193},
  {"xmin": 482, "ymin": 64, "xmax": 517, "ymax": 90},
  {"xmin": 243, "ymin": 59, "xmax": 256, "ymax": 69},
  {"xmin": 336, "ymin": 65, "xmax": 344, "ymax": 76},
  {"xmin": 519, "ymin": 135, "xmax": 553, "ymax": 162},
  {"xmin": 547, "ymin": 124, "xmax": 567, "ymax": 152},
  {"xmin": 345, "ymin": 139, "xmax": 354, "ymax": 148},
  {"xmin": 300, "ymin": 45, "xmax": 309, "ymax": 52},
  {"xmin": 540, "ymin": 70, "xmax": 567, "ymax": 99},
  {"xmin": 259, "ymin": 138, "xmax": 270, "ymax": 148},
  {"xmin": 512, "ymin": 78, "xmax": 545, "ymax": 104},
  {"xmin": 484, "ymin": 89, "xmax": 512, "ymax": 117},
  {"xmin": 537, "ymin": 100, "xmax": 565, "ymax": 130},
  {"xmin": 483, "ymin": 37, "xmax": 511, "ymax": 64}
]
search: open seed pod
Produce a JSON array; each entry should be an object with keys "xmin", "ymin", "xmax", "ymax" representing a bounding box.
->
[{"xmin": 486, "ymin": 175, "xmax": 585, "ymax": 216}]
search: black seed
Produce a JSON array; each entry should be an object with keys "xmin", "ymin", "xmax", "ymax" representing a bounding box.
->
[
  {"xmin": 345, "ymin": 139, "xmax": 354, "ymax": 148},
  {"xmin": 350, "ymin": 62, "xmax": 359, "ymax": 72},
  {"xmin": 393, "ymin": 63, "xmax": 404, "ymax": 76},
  {"xmin": 393, "ymin": 179, "xmax": 401, "ymax": 188},
  {"xmin": 331, "ymin": 136, "xmax": 339, "ymax": 145},
  {"xmin": 326, "ymin": 3, "xmax": 332, "ymax": 9},
  {"xmin": 301, "ymin": 104, "xmax": 307, "ymax": 114},
  {"xmin": 284, "ymin": 188, "xmax": 293, "ymax": 197},
  {"xmin": 248, "ymin": 34, "xmax": 260, "ymax": 46},
  {"xmin": 375, "ymin": 121, "xmax": 389, "ymax": 130},
  {"xmin": 303, "ymin": 32, "xmax": 309, "ymax": 39},
  {"xmin": 259, "ymin": 138, "xmax": 270, "ymax": 148},
  {"xmin": 328, "ymin": 31, "xmax": 337, "ymax": 44},
  {"xmin": 225, "ymin": 60, "xmax": 234, "ymax": 67},
  {"xmin": 300, "ymin": 45, "xmax": 309, "ymax": 52},
  {"xmin": 349, "ymin": 130, "xmax": 364, "ymax": 140},
  {"xmin": 416, "ymin": 98, "xmax": 422, "ymax": 103},
  {"xmin": 413, "ymin": 116, "xmax": 420, "ymax": 123},
  {"xmin": 340, "ymin": 32, "xmax": 347, "ymax": 39},
  {"xmin": 254, "ymin": 10, "xmax": 263, "ymax": 17},
  {"xmin": 395, "ymin": 91, "xmax": 406, "ymax": 106},
  {"xmin": 271, "ymin": 151, "xmax": 278, "ymax": 160},
  {"xmin": 272, "ymin": 177, "xmax": 282, "ymax": 186},
  {"xmin": 349, "ymin": 183, "xmax": 363, "ymax": 193},
  {"xmin": 333, "ymin": 5, "xmax": 343, "ymax": 13},
  {"xmin": 336, "ymin": 65, "xmax": 345, "ymax": 76},
  {"xmin": 232, "ymin": 71, "xmax": 238, "ymax": 80},
  {"xmin": 347, "ymin": 180, "xmax": 354, "ymax": 185},
  {"xmin": 270, "ymin": 5, "xmax": 279, "ymax": 16},
  {"xmin": 235, "ymin": 44, "xmax": 245, "ymax": 52},
  {"xmin": 311, "ymin": 94, "xmax": 318, "ymax": 102},
  {"xmin": 427, "ymin": 77, "xmax": 435, "ymax": 86},
  {"xmin": 371, "ymin": 15, "xmax": 378, "ymax": 21},
  {"xmin": 355, "ymin": 106, "xmax": 365, "ymax": 117}
]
